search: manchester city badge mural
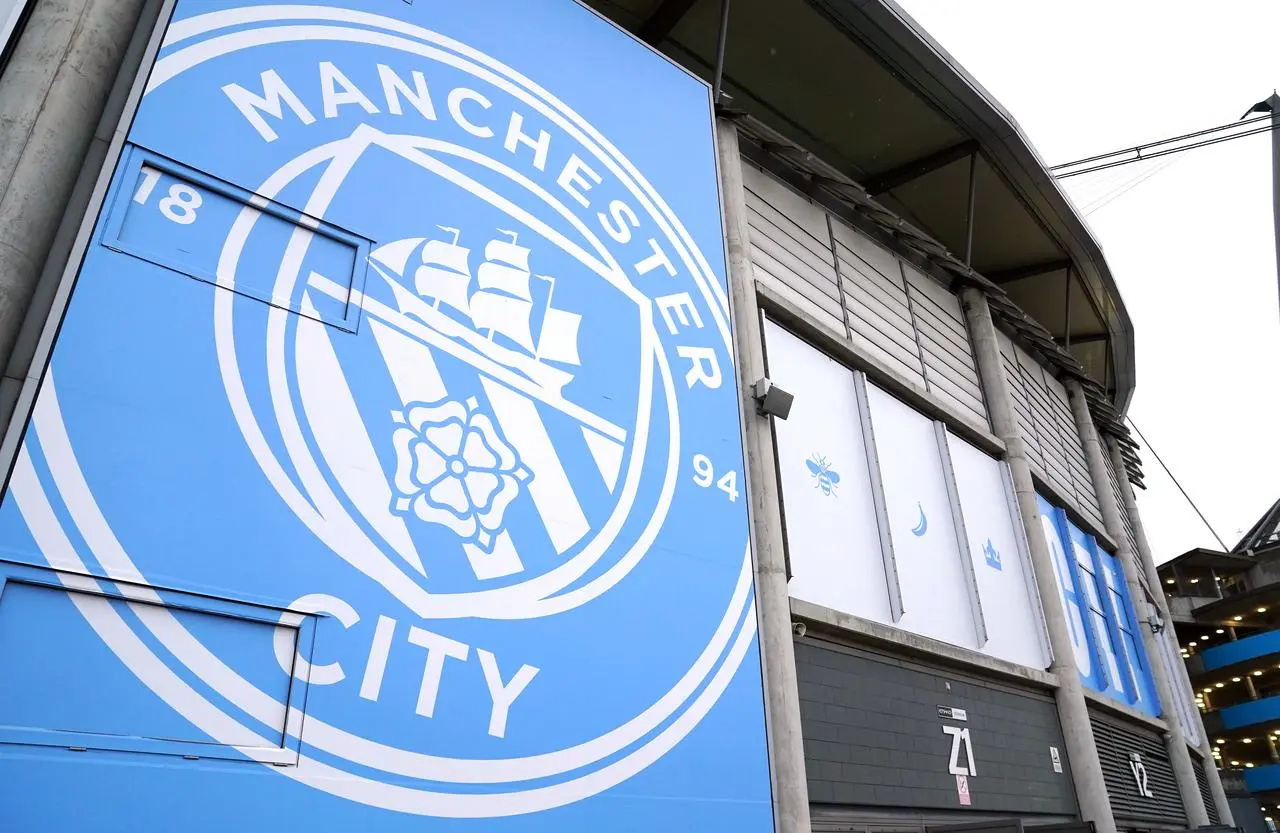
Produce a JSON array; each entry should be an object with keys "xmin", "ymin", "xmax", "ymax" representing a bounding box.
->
[{"xmin": 0, "ymin": 2, "xmax": 775, "ymax": 831}]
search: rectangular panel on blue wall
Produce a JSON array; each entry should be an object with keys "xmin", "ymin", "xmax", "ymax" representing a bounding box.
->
[
  {"xmin": 949, "ymin": 435, "xmax": 1046, "ymax": 668},
  {"xmin": 764, "ymin": 320, "xmax": 890, "ymax": 621},
  {"xmin": 1038, "ymin": 496, "xmax": 1095, "ymax": 682},
  {"xmin": 1038, "ymin": 495, "xmax": 1160, "ymax": 716},
  {"xmin": 865, "ymin": 384, "xmax": 974, "ymax": 648}
]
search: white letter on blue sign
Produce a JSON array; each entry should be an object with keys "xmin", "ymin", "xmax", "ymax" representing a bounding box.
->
[
  {"xmin": 408, "ymin": 626, "xmax": 470, "ymax": 718},
  {"xmin": 478, "ymin": 649, "xmax": 540, "ymax": 739},
  {"xmin": 319, "ymin": 61, "xmax": 379, "ymax": 118},
  {"xmin": 377, "ymin": 64, "xmax": 438, "ymax": 120},
  {"xmin": 223, "ymin": 69, "xmax": 315, "ymax": 142}
]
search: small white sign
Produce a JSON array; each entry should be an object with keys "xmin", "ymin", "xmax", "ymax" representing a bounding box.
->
[
  {"xmin": 1050, "ymin": 746, "xmax": 1062, "ymax": 773},
  {"xmin": 956, "ymin": 774, "xmax": 971, "ymax": 806},
  {"xmin": 937, "ymin": 706, "xmax": 968, "ymax": 721}
]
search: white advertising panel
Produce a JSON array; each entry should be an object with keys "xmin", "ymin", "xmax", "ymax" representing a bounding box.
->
[
  {"xmin": 866, "ymin": 384, "xmax": 975, "ymax": 648},
  {"xmin": 948, "ymin": 436, "xmax": 1047, "ymax": 669},
  {"xmin": 764, "ymin": 320, "xmax": 890, "ymax": 621}
]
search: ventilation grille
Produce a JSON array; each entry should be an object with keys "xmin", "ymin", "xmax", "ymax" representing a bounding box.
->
[
  {"xmin": 1090, "ymin": 712, "xmax": 1187, "ymax": 825},
  {"xmin": 742, "ymin": 162, "xmax": 988, "ymax": 432}
]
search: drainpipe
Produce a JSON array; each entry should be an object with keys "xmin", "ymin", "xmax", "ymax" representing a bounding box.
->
[
  {"xmin": 0, "ymin": 0, "xmax": 148, "ymax": 424},
  {"xmin": 1104, "ymin": 435, "xmax": 1235, "ymax": 826},
  {"xmin": 1066, "ymin": 380, "xmax": 1208, "ymax": 827},
  {"xmin": 960, "ymin": 288, "xmax": 1117, "ymax": 833},
  {"xmin": 716, "ymin": 118, "xmax": 812, "ymax": 833}
]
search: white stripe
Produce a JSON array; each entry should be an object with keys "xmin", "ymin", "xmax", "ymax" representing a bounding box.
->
[
  {"xmin": 296, "ymin": 295, "xmax": 424, "ymax": 575},
  {"xmin": 368, "ymin": 316, "xmax": 448, "ymax": 404},
  {"xmin": 463, "ymin": 531, "xmax": 523, "ymax": 581},
  {"xmin": 480, "ymin": 377, "xmax": 589, "ymax": 554},
  {"xmin": 581, "ymin": 427, "xmax": 623, "ymax": 493}
]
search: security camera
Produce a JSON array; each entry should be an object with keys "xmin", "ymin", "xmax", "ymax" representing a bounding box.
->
[
  {"xmin": 752, "ymin": 377, "xmax": 794, "ymax": 420},
  {"xmin": 792, "ymin": 621, "xmax": 807, "ymax": 637}
]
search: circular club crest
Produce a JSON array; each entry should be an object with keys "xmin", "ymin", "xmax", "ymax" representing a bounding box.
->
[{"xmin": 15, "ymin": 3, "xmax": 761, "ymax": 819}]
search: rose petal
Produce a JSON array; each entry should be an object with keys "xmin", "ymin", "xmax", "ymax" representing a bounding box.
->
[
  {"xmin": 478, "ymin": 474, "xmax": 522, "ymax": 530},
  {"xmin": 462, "ymin": 471, "xmax": 502, "ymax": 513},
  {"xmin": 411, "ymin": 440, "xmax": 447, "ymax": 488},
  {"xmin": 391, "ymin": 429, "xmax": 424, "ymax": 498},
  {"xmin": 469, "ymin": 413, "xmax": 518, "ymax": 471},
  {"xmin": 406, "ymin": 400, "xmax": 466, "ymax": 433},
  {"xmin": 463, "ymin": 428, "xmax": 499, "ymax": 470},
  {"xmin": 426, "ymin": 475, "xmax": 471, "ymax": 516},
  {"xmin": 411, "ymin": 494, "xmax": 476, "ymax": 538},
  {"xmin": 423, "ymin": 420, "xmax": 465, "ymax": 458}
]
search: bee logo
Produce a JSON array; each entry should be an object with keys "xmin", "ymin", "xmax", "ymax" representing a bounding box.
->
[{"xmin": 805, "ymin": 454, "xmax": 841, "ymax": 497}]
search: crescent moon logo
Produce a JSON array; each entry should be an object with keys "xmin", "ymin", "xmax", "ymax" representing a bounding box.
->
[{"xmin": 911, "ymin": 502, "xmax": 928, "ymax": 537}]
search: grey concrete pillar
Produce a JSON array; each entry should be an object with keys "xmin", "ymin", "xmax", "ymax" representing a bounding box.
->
[
  {"xmin": 1065, "ymin": 379, "xmax": 1209, "ymax": 827},
  {"xmin": 0, "ymin": 0, "xmax": 147, "ymax": 394},
  {"xmin": 716, "ymin": 118, "xmax": 812, "ymax": 833},
  {"xmin": 960, "ymin": 287, "xmax": 1117, "ymax": 833},
  {"xmin": 1105, "ymin": 435, "xmax": 1235, "ymax": 826}
]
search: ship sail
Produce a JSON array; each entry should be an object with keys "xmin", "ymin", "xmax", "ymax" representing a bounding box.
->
[
  {"xmin": 470, "ymin": 291, "xmax": 537, "ymax": 354},
  {"xmin": 477, "ymin": 231, "xmax": 534, "ymax": 301},
  {"xmin": 415, "ymin": 226, "xmax": 472, "ymax": 315},
  {"xmin": 538, "ymin": 307, "xmax": 581, "ymax": 366}
]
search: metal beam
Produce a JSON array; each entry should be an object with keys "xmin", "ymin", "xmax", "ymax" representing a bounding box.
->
[
  {"xmin": 862, "ymin": 139, "xmax": 978, "ymax": 195},
  {"xmin": 638, "ymin": 0, "xmax": 698, "ymax": 45},
  {"xmin": 987, "ymin": 258, "xmax": 1072, "ymax": 285},
  {"xmin": 1065, "ymin": 333, "xmax": 1108, "ymax": 346}
]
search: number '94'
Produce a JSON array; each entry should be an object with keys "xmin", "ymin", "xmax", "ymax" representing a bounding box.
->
[{"xmin": 691, "ymin": 454, "xmax": 739, "ymax": 502}]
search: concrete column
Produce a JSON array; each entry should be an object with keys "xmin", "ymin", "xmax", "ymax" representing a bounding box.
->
[
  {"xmin": 960, "ymin": 287, "xmax": 1117, "ymax": 833},
  {"xmin": 1105, "ymin": 435, "xmax": 1235, "ymax": 825},
  {"xmin": 0, "ymin": 0, "xmax": 147, "ymax": 398},
  {"xmin": 716, "ymin": 118, "xmax": 812, "ymax": 833},
  {"xmin": 1065, "ymin": 379, "xmax": 1208, "ymax": 827}
]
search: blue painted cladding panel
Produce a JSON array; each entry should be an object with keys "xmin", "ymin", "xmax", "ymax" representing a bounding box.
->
[
  {"xmin": 1038, "ymin": 495, "xmax": 1159, "ymax": 716},
  {"xmin": 1245, "ymin": 762, "xmax": 1280, "ymax": 793},
  {"xmin": 1219, "ymin": 695, "xmax": 1280, "ymax": 730},
  {"xmin": 1201, "ymin": 630, "xmax": 1280, "ymax": 671},
  {"xmin": 0, "ymin": 2, "xmax": 775, "ymax": 832}
]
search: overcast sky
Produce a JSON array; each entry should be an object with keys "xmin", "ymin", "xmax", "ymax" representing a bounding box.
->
[{"xmin": 894, "ymin": 0, "xmax": 1280, "ymax": 561}]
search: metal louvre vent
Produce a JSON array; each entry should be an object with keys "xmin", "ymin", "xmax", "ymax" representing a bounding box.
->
[
  {"xmin": 997, "ymin": 333, "xmax": 1105, "ymax": 535},
  {"xmin": 1101, "ymin": 443, "xmax": 1140, "ymax": 561},
  {"xmin": 1192, "ymin": 755, "xmax": 1221, "ymax": 825},
  {"xmin": 1089, "ymin": 712, "xmax": 1187, "ymax": 826},
  {"xmin": 741, "ymin": 161, "xmax": 989, "ymax": 431}
]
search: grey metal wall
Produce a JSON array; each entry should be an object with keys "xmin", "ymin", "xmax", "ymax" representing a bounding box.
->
[
  {"xmin": 1088, "ymin": 709, "xmax": 1186, "ymax": 828},
  {"xmin": 795, "ymin": 637, "xmax": 1077, "ymax": 817},
  {"xmin": 995, "ymin": 330, "xmax": 1104, "ymax": 533},
  {"xmin": 741, "ymin": 161, "xmax": 988, "ymax": 433},
  {"xmin": 1192, "ymin": 756, "xmax": 1221, "ymax": 825}
]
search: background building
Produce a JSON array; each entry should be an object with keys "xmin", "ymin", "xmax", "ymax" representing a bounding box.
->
[
  {"xmin": 1161, "ymin": 499, "xmax": 1280, "ymax": 828},
  {"xmin": 0, "ymin": 1, "xmax": 1236, "ymax": 832}
]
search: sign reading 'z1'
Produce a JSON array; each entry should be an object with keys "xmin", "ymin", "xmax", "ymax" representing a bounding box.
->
[{"xmin": 0, "ymin": 2, "xmax": 775, "ymax": 831}]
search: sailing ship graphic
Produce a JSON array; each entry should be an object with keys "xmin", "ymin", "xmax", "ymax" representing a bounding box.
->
[
  {"xmin": 367, "ymin": 226, "xmax": 582, "ymax": 396},
  {"xmin": 300, "ymin": 219, "xmax": 630, "ymax": 583}
]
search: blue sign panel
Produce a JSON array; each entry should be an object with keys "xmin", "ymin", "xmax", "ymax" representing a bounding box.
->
[
  {"xmin": 0, "ymin": 3, "xmax": 775, "ymax": 831},
  {"xmin": 1038, "ymin": 496, "xmax": 1158, "ymax": 716}
]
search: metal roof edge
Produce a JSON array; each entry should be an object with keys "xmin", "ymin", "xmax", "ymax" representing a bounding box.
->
[{"xmin": 824, "ymin": 0, "xmax": 1137, "ymax": 411}]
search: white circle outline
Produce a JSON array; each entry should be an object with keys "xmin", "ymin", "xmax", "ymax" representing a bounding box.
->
[{"xmin": 15, "ymin": 4, "xmax": 763, "ymax": 818}]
